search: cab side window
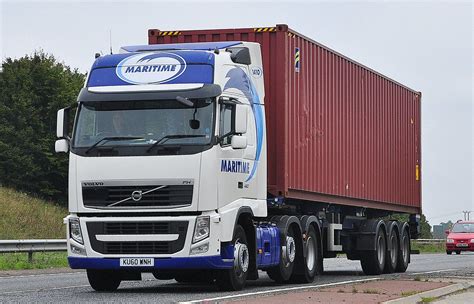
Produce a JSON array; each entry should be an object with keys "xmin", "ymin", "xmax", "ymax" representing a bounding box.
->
[{"xmin": 219, "ymin": 103, "xmax": 234, "ymax": 146}]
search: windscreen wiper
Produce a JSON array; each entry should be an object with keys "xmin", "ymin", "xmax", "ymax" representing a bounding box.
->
[
  {"xmin": 146, "ymin": 135, "xmax": 205, "ymax": 153},
  {"xmin": 85, "ymin": 136, "xmax": 144, "ymax": 154}
]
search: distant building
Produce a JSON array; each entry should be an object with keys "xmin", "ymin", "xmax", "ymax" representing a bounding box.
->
[{"xmin": 433, "ymin": 221, "xmax": 453, "ymax": 239}]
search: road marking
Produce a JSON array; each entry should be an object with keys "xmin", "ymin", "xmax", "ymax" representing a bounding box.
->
[
  {"xmin": 410, "ymin": 269, "xmax": 458, "ymax": 275},
  {"xmin": 0, "ymin": 284, "xmax": 90, "ymax": 295},
  {"xmin": 180, "ymin": 277, "xmax": 380, "ymax": 304},
  {"xmin": 0, "ymin": 271, "xmax": 83, "ymax": 280}
]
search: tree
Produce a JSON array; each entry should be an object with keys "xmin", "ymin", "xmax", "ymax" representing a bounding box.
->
[
  {"xmin": 0, "ymin": 51, "xmax": 85, "ymax": 203},
  {"xmin": 390, "ymin": 213, "xmax": 432, "ymax": 239}
]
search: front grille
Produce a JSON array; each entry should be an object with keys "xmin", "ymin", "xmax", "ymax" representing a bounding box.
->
[
  {"xmin": 82, "ymin": 185, "xmax": 193, "ymax": 208},
  {"xmin": 105, "ymin": 242, "xmax": 170, "ymax": 254},
  {"xmin": 87, "ymin": 221, "xmax": 188, "ymax": 254}
]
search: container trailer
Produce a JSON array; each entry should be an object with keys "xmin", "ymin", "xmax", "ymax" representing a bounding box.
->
[{"xmin": 56, "ymin": 24, "xmax": 422, "ymax": 291}]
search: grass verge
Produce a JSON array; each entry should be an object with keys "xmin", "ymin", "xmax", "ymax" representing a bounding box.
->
[
  {"xmin": 0, "ymin": 252, "xmax": 68, "ymax": 270},
  {"xmin": 411, "ymin": 241, "xmax": 445, "ymax": 253},
  {"xmin": 0, "ymin": 187, "xmax": 67, "ymax": 239}
]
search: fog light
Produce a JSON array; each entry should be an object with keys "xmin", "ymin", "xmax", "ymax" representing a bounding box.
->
[
  {"xmin": 190, "ymin": 242, "xmax": 209, "ymax": 255},
  {"xmin": 70, "ymin": 244, "xmax": 86, "ymax": 256}
]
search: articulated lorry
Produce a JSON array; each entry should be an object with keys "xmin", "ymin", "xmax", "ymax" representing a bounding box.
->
[{"xmin": 56, "ymin": 24, "xmax": 422, "ymax": 291}]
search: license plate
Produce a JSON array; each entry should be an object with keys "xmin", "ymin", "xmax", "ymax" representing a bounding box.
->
[
  {"xmin": 120, "ymin": 258, "xmax": 154, "ymax": 267},
  {"xmin": 456, "ymin": 243, "xmax": 468, "ymax": 247}
]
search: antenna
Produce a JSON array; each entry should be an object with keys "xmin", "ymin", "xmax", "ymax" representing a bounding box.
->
[{"xmin": 109, "ymin": 29, "xmax": 113, "ymax": 54}]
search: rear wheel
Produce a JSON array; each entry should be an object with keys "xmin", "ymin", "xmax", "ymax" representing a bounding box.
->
[
  {"xmin": 267, "ymin": 226, "xmax": 297, "ymax": 283},
  {"xmin": 290, "ymin": 225, "xmax": 320, "ymax": 283},
  {"xmin": 87, "ymin": 269, "xmax": 121, "ymax": 291},
  {"xmin": 360, "ymin": 226, "xmax": 386, "ymax": 275},
  {"xmin": 395, "ymin": 228, "xmax": 410, "ymax": 273},
  {"xmin": 446, "ymin": 251, "xmax": 452, "ymax": 255},
  {"xmin": 217, "ymin": 225, "xmax": 249, "ymax": 291},
  {"xmin": 384, "ymin": 227, "xmax": 399, "ymax": 273}
]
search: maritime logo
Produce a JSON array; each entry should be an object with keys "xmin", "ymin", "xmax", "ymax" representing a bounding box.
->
[{"xmin": 116, "ymin": 52, "xmax": 187, "ymax": 85}]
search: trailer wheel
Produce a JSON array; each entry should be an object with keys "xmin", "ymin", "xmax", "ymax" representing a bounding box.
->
[
  {"xmin": 87, "ymin": 269, "xmax": 121, "ymax": 291},
  {"xmin": 217, "ymin": 224, "xmax": 248, "ymax": 291},
  {"xmin": 395, "ymin": 228, "xmax": 410, "ymax": 272},
  {"xmin": 290, "ymin": 225, "xmax": 320, "ymax": 283},
  {"xmin": 384, "ymin": 227, "xmax": 399, "ymax": 273},
  {"xmin": 267, "ymin": 226, "xmax": 296, "ymax": 283},
  {"xmin": 360, "ymin": 225, "xmax": 387, "ymax": 275}
]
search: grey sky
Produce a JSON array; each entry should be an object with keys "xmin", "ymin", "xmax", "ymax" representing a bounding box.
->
[{"xmin": 1, "ymin": 0, "xmax": 472, "ymax": 225}]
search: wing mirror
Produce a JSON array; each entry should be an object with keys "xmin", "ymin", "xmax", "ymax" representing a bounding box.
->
[{"xmin": 234, "ymin": 104, "xmax": 247, "ymax": 134}]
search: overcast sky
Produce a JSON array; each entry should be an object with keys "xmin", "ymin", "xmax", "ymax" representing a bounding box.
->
[{"xmin": 1, "ymin": 0, "xmax": 472, "ymax": 225}]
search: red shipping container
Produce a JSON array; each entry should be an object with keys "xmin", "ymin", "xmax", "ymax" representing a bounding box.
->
[{"xmin": 148, "ymin": 24, "xmax": 422, "ymax": 215}]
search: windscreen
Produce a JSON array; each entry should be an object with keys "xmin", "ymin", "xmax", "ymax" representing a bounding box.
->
[
  {"xmin": 451, "ymin": 223, "xmax": 474, "ymax": 233},
  {"xmin": 72, "ymin": 98, "xmax": 214, "ymax": 154}
]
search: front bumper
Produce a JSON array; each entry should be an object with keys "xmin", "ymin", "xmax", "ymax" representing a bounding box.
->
[
  {"xmin": 446, "ymin": 243, "xmax": 474, "ymax": 251},
  {"xmin": 66, "ymin": 212, "xmax": 233, "ymax": 270},
  {"xmin": 68, "ymin": 255, "xmax": 232, "ymax": 270}
]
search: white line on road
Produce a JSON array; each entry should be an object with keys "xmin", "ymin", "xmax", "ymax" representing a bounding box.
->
[
  {"xmin": 180, "ymin": 277, "xmax": 380, "ymax": 304},
  {"xmin": 0, "ymin": 284, "xmax": 90, "ymax": 295},
  {"xmin": 0, "ymin": 271, "xmax": 83, "ymax": 280},
  {"xmin": 410, "ymin": 269, "xmax": 458, "ymax": 275}
]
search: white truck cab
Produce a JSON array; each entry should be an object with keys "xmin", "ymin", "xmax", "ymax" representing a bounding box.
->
[{"xmin": 57, "ymin": 42, "xmax": 270, "ymax": 291}]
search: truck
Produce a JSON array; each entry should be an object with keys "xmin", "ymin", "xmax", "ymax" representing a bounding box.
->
[{"xmin": 55, "ymin": 24, "xmax": 422, "ymax": 291}]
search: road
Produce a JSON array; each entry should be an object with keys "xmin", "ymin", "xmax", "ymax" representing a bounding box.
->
[{"xmin": 0, "ymin": 253, "xmax": 473, "ymax": 303}]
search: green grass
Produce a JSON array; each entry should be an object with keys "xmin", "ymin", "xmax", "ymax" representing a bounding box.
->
[
  {"xmin": 0, "ymin": 187, "xmax": 68, "ymax": 270},
  {"xmin": 0, "ymin": 252, "xmax": 68, "ymax": 270},
  {"xmin": 0, "ymin": 187, "xmax": 67, "ymax": 239},
  {"xmin": 411, "ymin": 241, "xmax": 445, "ymax": 253},
  {"xmin": 401, "ymin": 291, "xmax": 419, "ymax": 297},
  {"xmin": 420, "ymin": 296, "xmax": 436, "ymax": 303}
]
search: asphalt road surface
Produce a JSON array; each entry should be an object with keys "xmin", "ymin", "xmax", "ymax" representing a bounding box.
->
[{"xmin": 1, "ymin": 253, "xmax": 473, "ymax": 303}]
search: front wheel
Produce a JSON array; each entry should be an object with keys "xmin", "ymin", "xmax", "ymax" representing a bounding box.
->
[
  {"xmin": 217, "ymin": 225, "xmax": 249, "ymax": 291},
  {"xmin": 87, "ymin": 269, "xmax": 121, "ymax": 291}
]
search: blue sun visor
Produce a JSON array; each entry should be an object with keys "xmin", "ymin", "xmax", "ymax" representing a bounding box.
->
[{"xmin": 87, "ymin": 50, "xmax": 215, "ymax": 87}]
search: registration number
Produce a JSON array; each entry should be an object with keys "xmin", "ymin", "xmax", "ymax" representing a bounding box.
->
[
  {"xmin": 456, "ymin": 243, "xmax": 468, "ymax": 247},
  {"xmin": 120, "ymin": 258, "xmax": 154, "ymax": 267}
]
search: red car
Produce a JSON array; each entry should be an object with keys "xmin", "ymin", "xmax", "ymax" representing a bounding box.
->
[{"xmin": 446, "ymin": 221, "xmax": 474, "ymax": 254}]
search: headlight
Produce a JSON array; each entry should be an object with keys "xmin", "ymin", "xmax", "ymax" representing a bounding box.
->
[
  {"xmin": 470, "ymin": 239, "xmax": 474, "ymax": 243},
  {"xmin": 192, "ymin": 216, "xmax": 210, "ymax": 243},
  {"xmin": 446, "ymin": 238, "xmax": 454, "ymax": 243},
  {"xmin": 69, "ymin": 218, "xmax": 84, "ymax": 244}
]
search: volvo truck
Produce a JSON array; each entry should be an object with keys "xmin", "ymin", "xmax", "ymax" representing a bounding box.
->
[{"xmin": 55, "ymin": 25, "xmax": 422, "ymax": 291}]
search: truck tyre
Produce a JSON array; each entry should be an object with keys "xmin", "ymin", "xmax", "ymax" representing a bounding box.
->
[
  {"xmin": 395, "ymin": 228, "xmax": 410, "ymax": 272},
  {"xmin": 87, "ymin": 269, "xmax": 121, "ymax": 291},
  {"xmin": 290, "ymin": 225, "xmax": 320, "ymax": 283},
  {"xmin": 267, "ymin": 226, "xmax": 296, "ymax": 283},
  {"xmin": 384, "ymin": 226, "xmax": 399, "ymax": 274},
  {"xmin": 360, "ymin": 226, "xmax": 386, "ymax": 275},
  {"xmin": 217, "ymin": 224, "xmax": 248, "ymax": 291}
]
